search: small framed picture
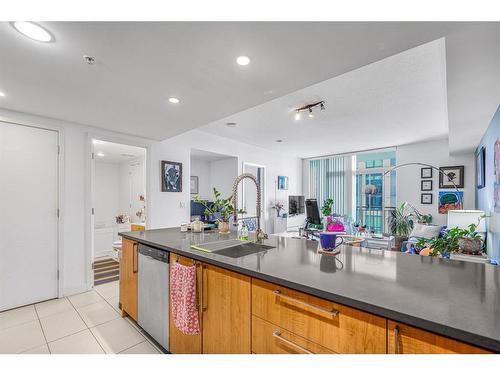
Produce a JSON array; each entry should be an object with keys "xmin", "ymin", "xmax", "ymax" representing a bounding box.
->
[
  {"xmin": 421, "ymin": 167, "xmax": 433, "ymax": 179},
  {"xmin": 161, "ymin": 160, "xmax": 182, "ymax": 192},
  {"xmin": 190, "ymin": 176, "xmax": 199, "ymax": 194},
  {"xmin": 439, "ymin": 166, "xmax": 464, "ymax": 189},
  {"xmin": 421, "ymin": 193, "xmax": 433, "ymax": 205},
  {"xmin": 277, "ymin": 175, "xmax": 289, "ymax": 190},
  {"xmin": 421, "ymin": 180, "xmax": 433, "ymax": 191}
]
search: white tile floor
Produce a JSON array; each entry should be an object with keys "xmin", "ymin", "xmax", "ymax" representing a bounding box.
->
[{"xmin": 0, "ymin": 281, "xmax": 162, "ymax": 354}]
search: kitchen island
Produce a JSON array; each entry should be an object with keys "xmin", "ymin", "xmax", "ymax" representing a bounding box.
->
[{"xmin": 119, "ymin": 228, "xmax": 500, "ymax": 354}]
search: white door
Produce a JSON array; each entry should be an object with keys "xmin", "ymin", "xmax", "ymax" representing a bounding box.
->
[{"xmin": 0, "ymin": 122, "xmax": 59, "ymax": 311}]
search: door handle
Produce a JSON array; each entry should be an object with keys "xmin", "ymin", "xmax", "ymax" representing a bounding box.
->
[
  {"xmin": 133, "ymin": 243, "xmax": 138, "ymax": 273},
  {"xmin": 202, "ymin": 265, "xmax": 208, "ymax": 311},
  {"xmin": 394, "ymin": 325, "xmax": 400, "ymax": 354}
]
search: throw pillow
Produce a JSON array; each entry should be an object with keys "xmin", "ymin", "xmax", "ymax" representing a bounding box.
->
[{"xmin": 409, "ymin": 223, "xmax": 442, "ymax": 240}]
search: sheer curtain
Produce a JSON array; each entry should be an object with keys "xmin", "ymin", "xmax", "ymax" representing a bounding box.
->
[{"xmin": 309, "ymin": 156, "xmax": 346, "ymax": 215}]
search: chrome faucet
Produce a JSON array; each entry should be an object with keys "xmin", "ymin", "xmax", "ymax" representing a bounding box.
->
[{"xmin": 232, "ymin": 173, "xmax": 268, "ymax": 243}]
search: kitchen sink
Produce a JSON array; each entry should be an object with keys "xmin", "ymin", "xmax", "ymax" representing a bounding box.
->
[{"xmin": 211, "ymin": 242, "xmax": 275, "ymax": 258}]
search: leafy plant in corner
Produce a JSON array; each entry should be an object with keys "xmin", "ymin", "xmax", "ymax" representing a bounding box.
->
[{"xmin": 388, "ymin": 202, "xmax": 414, "ymax": 237}]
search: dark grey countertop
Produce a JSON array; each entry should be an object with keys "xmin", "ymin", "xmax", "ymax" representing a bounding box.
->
[{"xmin": 120, "ymin": 228, "xmax": 500, "ymax": 352}]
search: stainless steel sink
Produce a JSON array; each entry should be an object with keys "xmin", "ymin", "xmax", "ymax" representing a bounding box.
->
[{"xmin": 211, "ymin": 242, "xmax": 274, "ymax": 258}]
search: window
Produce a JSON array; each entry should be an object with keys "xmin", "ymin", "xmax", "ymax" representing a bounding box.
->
[
  {"xmin": 309, "ymin": 156, "xmax": 346, "ymax": 216},
  {"xmin": 355, "ymin": 151, "xmax": 396, "ymax": 234}
]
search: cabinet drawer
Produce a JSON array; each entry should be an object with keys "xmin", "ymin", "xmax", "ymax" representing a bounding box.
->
[
  {"xmin": 388, "ymin": 321, "xmax": 492, "ymax": 354},
  {"xmin": 251, "ymin": 278, "xmax": 386, "ymax": 353},
  {"xmin": 252, "ymin": 315, "xmax": 334, "ymax": 354}
]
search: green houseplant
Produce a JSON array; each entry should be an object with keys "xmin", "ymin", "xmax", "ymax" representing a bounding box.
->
[
  {"xmin": 194, "ymin": 188, "xmax": 235, "ymax": 234},
  {"xmin": 416, "ymin": 222, "xmax": 484, "ymax": 257},
  {"xmin": 388, "ymin": 202, "xmax": 415, "ymax": 251},
  {"xmin": 321, "ymin": 198, "xmax": 334, "ymax": 217}
]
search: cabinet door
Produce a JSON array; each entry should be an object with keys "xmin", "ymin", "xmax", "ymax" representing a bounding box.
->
[
  {"xmin": 202, "ymin": 264, "xmax": 251, "ymax": 354},
  {"xmin": 388, "ymin": 321, "xmax": 491, "ymax": 354},
  {"xmin": 120, "ymin": 238, "xmax": 138, "ymax": 321},
  {"xmin": 169, "ymin": 254, "xmax": 203, "ymax": 354}
]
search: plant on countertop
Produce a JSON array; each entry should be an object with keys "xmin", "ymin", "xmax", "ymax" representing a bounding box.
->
[
  {"xmin": 194, "ymin": 188, "xmax": 246, "ymax": 223},
  {"xmin": 321, "ymin": 198, "xmax": 334, "ymax": 217}
]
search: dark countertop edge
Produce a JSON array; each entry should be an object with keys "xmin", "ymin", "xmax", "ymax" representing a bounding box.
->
[{"xmin": 120, "ymin": 232, "xmax": 500, "ymax": 353}]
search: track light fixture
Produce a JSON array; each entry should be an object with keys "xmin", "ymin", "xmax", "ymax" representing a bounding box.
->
[{"xmin": 293, "ymin": 100, "xmax": 325, "ymax": 120}]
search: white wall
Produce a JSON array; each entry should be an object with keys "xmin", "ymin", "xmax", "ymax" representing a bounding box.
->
[
  {"xmin": 150, "ymin": 129, "xmax": 303, "ymax": 234},
  {"xmin": 209, "ymin": 157, "xmax": 238, "ymax": 199},
  {"xmin": 396, "ymin": 138, "xmax": 475, "ymax": 226},
  {"xmin": 190, "ymin": 159, "xmax": 211, "ymax": 199},
  {"xmin": 94, "ymin": 162, "xmax": 120, "ymax": 227}
]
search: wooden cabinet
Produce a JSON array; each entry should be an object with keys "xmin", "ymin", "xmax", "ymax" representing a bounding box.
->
[
  {"xmin": 388, "ymin": 321, "xmax": 491, "ymax": 354},
  {"xmin": 169, "ymin": 254, "xmax": 203, "ymax": 354},
  {"xmin": 202, "ymin": 263, "xmax": 251, "ymax": 354},
  {"xmin": 252, "ymin": 315, "xmax": 334, "ymax": 354},
  {"xmin": 252, "ymin": 278, "xmax": 387, "ymax": 354},
  {"xmin": 120, "ymin": 238, "xmax": 138, "ymax": 321},
  {"xmin": 169, "ymin": 256, "xmax": 251, "ymax": 354}
]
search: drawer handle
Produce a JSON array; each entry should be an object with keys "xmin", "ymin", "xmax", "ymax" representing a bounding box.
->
[
  {"xmin": 273, "ymin": 290, "xmax": 340, "ymax": 317},
  {"xmin": 273, "ymin": 330, "xmax": 313, "ymax": 354}
]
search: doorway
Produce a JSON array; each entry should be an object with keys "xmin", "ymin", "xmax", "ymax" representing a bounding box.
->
[
  {"xmin": 0, "ymin": 121, "xmax": 59, "ymax": 311},
  {"xmin": 91, "ymin": 139, "xmax": 146, "ymax": 286}
]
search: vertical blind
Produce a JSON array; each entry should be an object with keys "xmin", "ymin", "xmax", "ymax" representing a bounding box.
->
[{"xmin": 309, "ymin": 156, "xmax": 346, "ymax": 215}]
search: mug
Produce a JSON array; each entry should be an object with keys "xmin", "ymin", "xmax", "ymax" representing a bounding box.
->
[{"xmin": 319, "ymin": 232, "xmax": 344, "ymax": 251}]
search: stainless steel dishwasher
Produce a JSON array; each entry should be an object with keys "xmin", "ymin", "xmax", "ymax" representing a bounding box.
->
[{"xmin": 138, "ymin": 244, "xmax": 169, "ymax": 351}]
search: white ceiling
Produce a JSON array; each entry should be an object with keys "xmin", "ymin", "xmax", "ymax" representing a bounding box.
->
[
  {"xmin": 200, "ymin": 38, "xmax": 449, "ymax": 158},
  {"xmin": 0, "ymin": 22, "xmax": 498, "ymax": 157},
  {"xmin": 190, "ymin": 148, "xmax": 236, "ymax": 162},
  {"xmin": 93, "ymin": 139, "xmax": 145, "ymax": 164},
  {"xmin": 0, "ymin": 21, "xmax": 467, "ymax": 141}
]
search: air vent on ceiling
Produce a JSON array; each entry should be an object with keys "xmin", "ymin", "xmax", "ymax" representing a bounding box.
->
[{"xmin": 120, "ymin": 153, "xmax": 135, "ymax": 158}]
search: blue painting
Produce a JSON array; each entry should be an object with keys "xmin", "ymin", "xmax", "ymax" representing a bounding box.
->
[
  {"xmin": 277, "ymin": 175, "xmax": 288, "ymax": 190},
  {"xmin": 438, "ymin": 191, "xmax": 463, "ymax": 214},
  {"xmin": 161, "ymin": 160, "xmax": 182, "ymax": 192}
]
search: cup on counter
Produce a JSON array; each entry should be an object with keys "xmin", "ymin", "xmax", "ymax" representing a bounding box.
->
[
  {"xmin": 319, "ymin": 232, "xmax": 344, "ymax": 251},
  {"xmin": 191, "ymin": 220, "xmax": 204, "ymax": 233},
  {"xmin": 180, "ymin": 223, "xmax": 188, "ymax": 232}
]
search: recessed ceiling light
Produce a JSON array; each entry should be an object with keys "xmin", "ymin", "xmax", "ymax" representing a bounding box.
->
[
  {"xmin": 92, "ymin": 139, "xmax": 101, "ymax": 145},
  {"xmin": 168, "ymin": 97, "xmax": 180, "ymax": 104},
  {"xmin": 0, "ymin": 91, "xmax": 6, "ymax": 97},
  {"xmin": 11, "ymin": 21, "xmax": 54, "ymax": 42},
  {"xmin": 96, "ymin": 152, "xmax": 105, "ymax": 157},
  {"xmin": 226, "ymin": 122, "xmax": 238, "ymax": 128},
  {"xmin": 236, "ymin": 56, "xmax": 251, "ymax": 66},
  {"xmin": 275, "ymin": 139, "xmax": 283, "ymax": 143},
  {"xmin": 294, "ymin": 112, "xmax": 301, "ymax": 121}
]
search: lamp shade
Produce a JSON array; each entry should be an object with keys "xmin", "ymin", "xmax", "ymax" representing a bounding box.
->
[{"xmin": 447, "ymin": 210, "xmax": 486, "ymax": 232}]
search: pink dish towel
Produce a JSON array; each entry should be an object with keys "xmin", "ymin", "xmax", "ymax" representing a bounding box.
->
[{"xmin": 170, "ymin": 262, "xmax": 200, "ymax": 335}]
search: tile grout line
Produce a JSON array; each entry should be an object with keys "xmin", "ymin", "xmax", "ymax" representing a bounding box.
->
[
  {"xmin": 32, "ymin": 304, "xmax": 51, "ymax": 354},
  {"xmin": 67, "ymin": 296, "xmax": 107, "ymax": 354}
]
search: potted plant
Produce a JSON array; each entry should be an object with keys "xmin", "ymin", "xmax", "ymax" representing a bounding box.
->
[
  {"xmin": 194, "ymin": 188, "xmax": 235, "ymax": 234},
  {"xmin": 388, "ymin": 202, "xmax": 414, "ymax": 251},
  {"xmin": 320, "ymin": 198, "xmax": 334, "ymax": 229},
  {"xmin": 271, "ymin": 202, "xmax": 284, "ymax": 217},
  {"xmin": 415, "ymin": 222, "xmax": 483, "ymax": 257}
]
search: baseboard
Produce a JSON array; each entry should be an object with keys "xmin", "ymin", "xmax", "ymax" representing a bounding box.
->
[{"xmin": 63, "ymin": 285, "xmax": 90, "ymax": 297}]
